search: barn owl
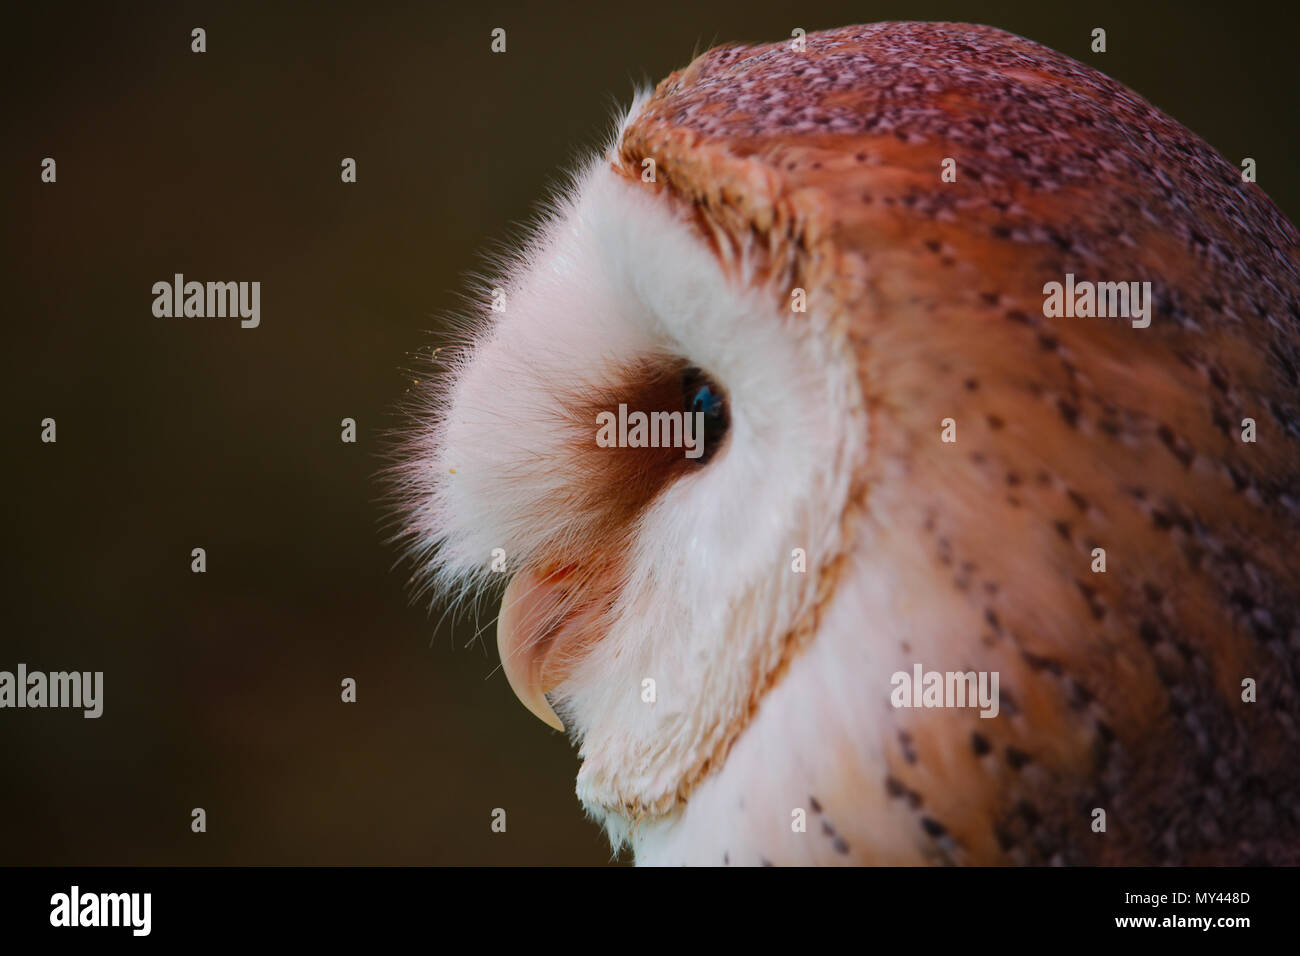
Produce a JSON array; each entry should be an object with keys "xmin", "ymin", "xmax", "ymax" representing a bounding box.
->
[{"xmin": 395, "ymin": 22, "xmax": 1300, "ymax": 865}]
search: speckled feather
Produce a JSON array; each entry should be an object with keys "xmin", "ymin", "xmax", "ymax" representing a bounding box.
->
[{"xmin": 612, "ymin": 22, "xmax": 1300, "ymax": 863}]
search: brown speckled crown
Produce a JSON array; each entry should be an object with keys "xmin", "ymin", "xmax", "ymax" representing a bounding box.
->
[{"xmin": 615, "ymin": 22, "xmax": 1300, "ymax": 863}]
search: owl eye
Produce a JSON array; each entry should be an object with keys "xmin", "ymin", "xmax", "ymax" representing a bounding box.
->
[{"xmin": 681, "ymin": 367, "xmax": 729, "ymax": 463}]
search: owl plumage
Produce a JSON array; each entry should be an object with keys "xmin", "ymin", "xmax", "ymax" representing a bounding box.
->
[{"xmin": 400, "ymin": 22, "xmax": 1300, "ymax": 864}]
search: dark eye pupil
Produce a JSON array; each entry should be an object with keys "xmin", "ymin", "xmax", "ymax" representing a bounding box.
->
[
  {"xmin": 682, "ymin": 367, "xmax": 729, "ymax": 463},
  {"xmin": 690, "ymin": 385, "xmax": 720, "ymax": 416}
]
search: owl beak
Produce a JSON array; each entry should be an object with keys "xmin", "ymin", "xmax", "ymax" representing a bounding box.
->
[{"xmin": 497, "ymin": 568, "xmax": 567, "ymax": 732}]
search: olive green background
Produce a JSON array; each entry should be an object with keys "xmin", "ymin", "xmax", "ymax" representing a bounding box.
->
[{"xmin": 2, "ymin": 0, "xmax": 1296, "ymax": 864}]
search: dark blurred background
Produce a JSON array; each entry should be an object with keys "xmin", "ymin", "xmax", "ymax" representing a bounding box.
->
[{"xmin": 2, "ymin": 0, "xmax": 1296, "ymax": 865}]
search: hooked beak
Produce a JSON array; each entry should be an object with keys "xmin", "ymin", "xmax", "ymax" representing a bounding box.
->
[{"xmin": 496, "ymin": 567, "xmax": 568, "ymax": 732}]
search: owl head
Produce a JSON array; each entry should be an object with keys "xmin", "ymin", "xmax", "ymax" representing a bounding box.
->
[{"xmin": 396, "ymin": 23, "xmax": 1300, "ymax": 865}]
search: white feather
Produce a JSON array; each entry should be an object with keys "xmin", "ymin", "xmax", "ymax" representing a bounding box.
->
[{"xmin": 398, "ymin": 98, "xmax": 869, "ymax": 861}]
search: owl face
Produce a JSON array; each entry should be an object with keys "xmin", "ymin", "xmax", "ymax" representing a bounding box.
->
[{"xmin": 400, "ymin": 127, "xmax": 866, "ymax": 850}]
